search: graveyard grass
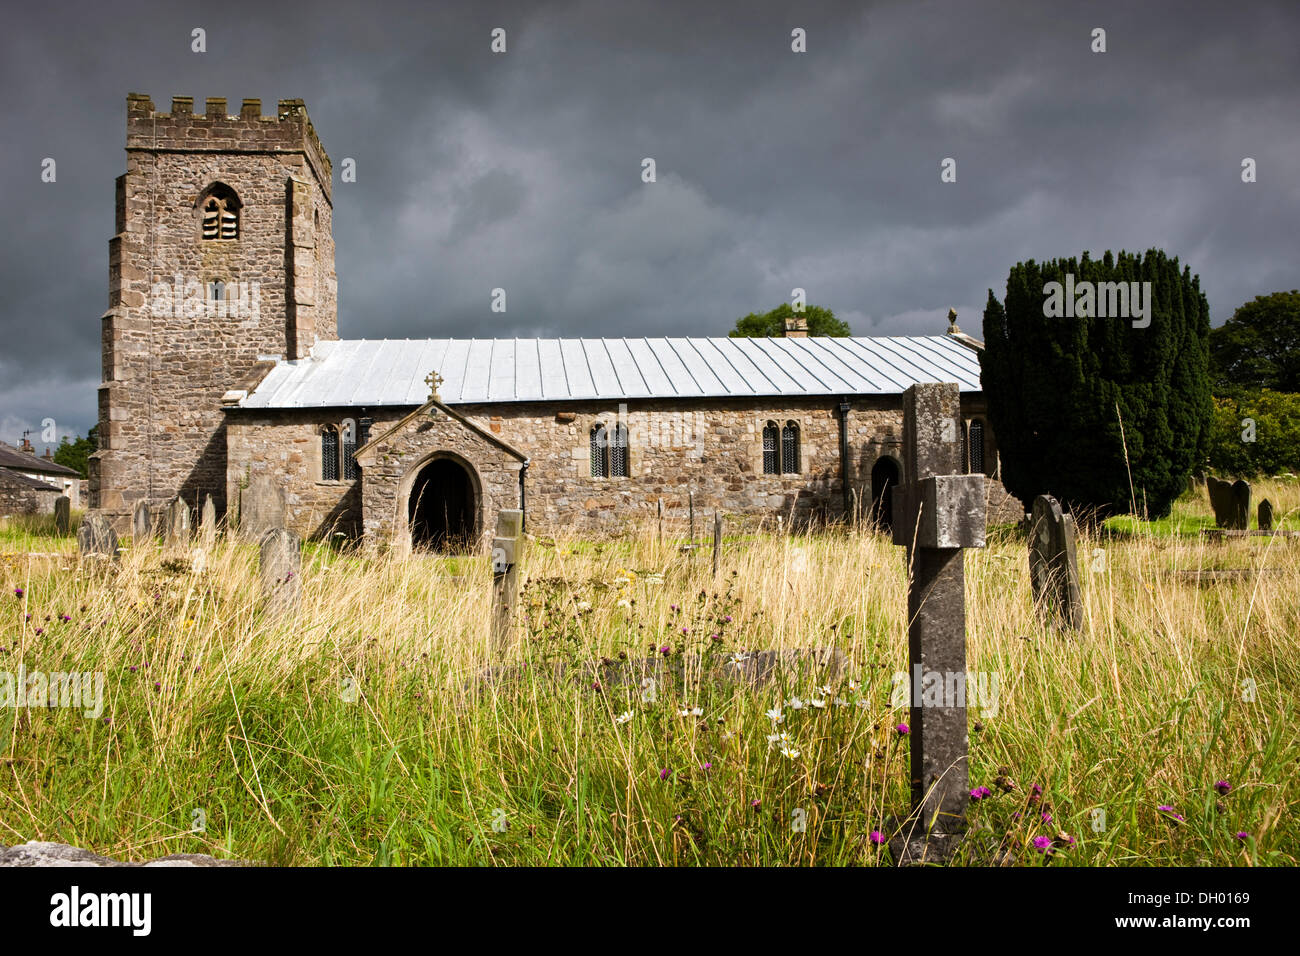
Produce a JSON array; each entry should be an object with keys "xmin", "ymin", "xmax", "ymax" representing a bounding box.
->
[{"xmin": 1, "ymin": 481, "xmax": 1298, "ymax": 866}]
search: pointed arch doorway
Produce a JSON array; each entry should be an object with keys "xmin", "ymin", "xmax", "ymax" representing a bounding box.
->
[{"xmin": 407, "ymin": 456, "xmax": 478, "ymax": 552}]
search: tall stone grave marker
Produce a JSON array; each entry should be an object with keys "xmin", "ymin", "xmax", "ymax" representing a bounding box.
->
[
  {"xmin": 1259, "ymin": 499, "xmax": 1273, "ymax": 532},
  {"xmin": 164, "ymin": 497, "xmax": 191, "ymax": 548},
  {"xmin": 200, "ymin": 494, "xmax": 218, "ymax": 543},
  {"xmin": 890, "ymin": 382, "xmax": 987, "ymax": 863},
  {"xmin": 132, "ymin": 499, "xmax": 151, "ymax": 540},
  {"xmin": 1028, "ymin": 495, "xmax": 1083, "ymax": 630},
  {"xmin": 54, "ymin": 496, "xmax": 70, "ymax": 536},
  {"xmin": 1231, "ymin": 480, "xmax": 1251, "ymax": 531},
  {"xmin": 259, "ymin": 527, "xmax": 302, "ymax": 617},
  {"xmin": 491, "ymin": 509, "xmax": 524, "ymax": 652},
  {"xmin": 240, "ymin": 475, "xmax": 287, "ymax": 540}
]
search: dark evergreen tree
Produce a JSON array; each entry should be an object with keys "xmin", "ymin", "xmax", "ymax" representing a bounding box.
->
[{"xmin": 981, "ymin": 250, "xmax": 1212, "ymax": 520}]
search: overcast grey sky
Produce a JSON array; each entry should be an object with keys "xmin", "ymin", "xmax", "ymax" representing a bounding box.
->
[{"xmin": 2, "ymin": 0, "xmax": 1297, "ymax": 449}]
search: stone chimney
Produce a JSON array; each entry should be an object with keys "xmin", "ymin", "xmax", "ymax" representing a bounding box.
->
[
  {"xmin": 20, "ymin": 436, "xmax": 33, "ymax": 454},
  {"xmin": 784, "ymin": 314, "xmax": 808, "ymax": 337}
]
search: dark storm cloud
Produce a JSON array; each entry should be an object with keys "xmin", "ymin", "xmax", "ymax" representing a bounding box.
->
[{"xmin": 1, "ymin": 0, "xmax": 1296, "ymax": 447}]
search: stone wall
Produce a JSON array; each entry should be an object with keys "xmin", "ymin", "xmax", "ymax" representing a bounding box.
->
[
  {"xmin": 227, "ymin": 393, "xmax": 1022, "ymax": 543},
  {"xmin": 0, "ymin": 472, "xmax": 61, "ymax": 516},
  {"xmin": 91, "ymin": 94, "xmax": 337, "ymax": 531}
]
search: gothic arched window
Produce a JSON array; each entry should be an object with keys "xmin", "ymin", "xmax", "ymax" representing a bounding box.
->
[
  {"xmin": 610, "ymin": 422, "xmax": 629, "ymax": 478},
  {"xmin": 969, "ymin": 419, "xmax": 986, "ymax": 476},
  {"xmin": 321, "ymin": 426, "xmax": 339, "ymax": 481},
  {"xmin": 781, "ymin": 421, "xmax": 800, "ymax": 474},
  {"xmin": 590, "ymin": 424, "xmax": 609, "ymax": 478},
  {"xmin": 197, "ymin": 182, "xmax": 241, "ymax": 240},
  {"xmin": 762, "ymin": 421, "xmax": 779, "ymax": 475}
]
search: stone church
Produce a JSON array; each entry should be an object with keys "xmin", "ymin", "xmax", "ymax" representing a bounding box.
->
[{"xmin": 90, "ymin": 94, "xmax": 1019, "ymax": 550}]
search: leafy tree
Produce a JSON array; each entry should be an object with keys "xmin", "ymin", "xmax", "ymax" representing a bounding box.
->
[
  {"xmin": 1206, "ymin": 390, "xmax": 1300, "ymax": 477},
  {"xmin": 728, "ymin": 303, "xmax": 851, "ymax": 337},
  {"xmin": 1208, "ymin": 291, "xmax": 1300, "ymax": 398},
  {"xmin": 981, "ymin": 249, "xmax": 1213, "ymax": 520},
  {"xmin": 52, "ymin": 425, "xmax": 97, "ymax": 479}
]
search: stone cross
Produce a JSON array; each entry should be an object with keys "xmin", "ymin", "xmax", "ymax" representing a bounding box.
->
[
  {"xmin": 164, "ymin": 497, "xmax": 191, "ymax": 547},
  {"xmin": 425, "ymin": 370, "xmax": 444, "ymax": 401},
  {"xmin": 491, "ymin": 509, "xmax": 524, "ymax": 652},
  {"xmin": 1028, "ymin": 495, "xmax": 1083, "ymax": 630},
  {"xmin": 259, "ymin": 527, "xmax": 302, "ymax": 617},
  {"xmin": 132, "ymin": 499, "xmax": 151, "ymax": 541},
  {"xmin": 77, "ymin": 514, "xmax": 119, "ymax": 562},
  {"xmin": 890, "ymin": 382, "xmax": 986, "ymax": 863},
  {"xmin": 54, "ymin": 496, "xmax": 70, "ymax": 536}
]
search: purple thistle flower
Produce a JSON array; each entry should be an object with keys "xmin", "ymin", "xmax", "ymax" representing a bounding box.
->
[
  {"xmin": 681, "ymin": 627, "xmax": 688, "ymax": 635},
  {"xmin": 723, "ymin": 615, "xmax": 733, "ymax": 623},
  {"xmin": 13, "ymin": 587, "xmax": 23, "ymax": 598},
  {"xmin": 660, "ymin": 767, "xmax": 671, "ymax": 781},
  {"xmin": 34, "ymin": 628, "xmax": 43, "ymax": 637},
  {"xmin": 969, "ymin": 788, "xmax": 985, "ymax": 802},
  {"xmin": 129, "ymin": 666, "xmax": 137, "ymax": 672},
  {"xmin": 701, "ymin": 762, "xmax": 712, "ymax": 771},
  {"xmin": 1157, "ymin": 805, "xmax": 1185, "ymax": 822},
  {"xmin": 1041, "ymin": 812, "xmax": 1052, "ymax": 824},
  {"xmin": 869, "ymin": 830, "xmax": 885, "ymax": 845},
  {"xmin": 1236, "ymin": 831, "xmax": 1248, "ymax": 841},
  {"xmin": 1032, "ymin": 835, "xmax": 1053, "ymax": 853},
  {"xmin": 1214, "ymin": 780, "xmax": 1232, "ymax": 795},
  {"xmin": 895, "ymin": 723, "xmax": 909, "ymax": 736},
  {"xmin": 660, "ymin": 645, "xmax": 671, "ymax": 655}
]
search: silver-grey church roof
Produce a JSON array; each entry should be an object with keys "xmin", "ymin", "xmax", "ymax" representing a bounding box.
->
[{"xmin": 238, "ymin": 335, "xmax": 982, "ymax": 408}]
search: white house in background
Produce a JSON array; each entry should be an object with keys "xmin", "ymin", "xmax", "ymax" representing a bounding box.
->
[{"xmin": 0, "ymin": 439, "xmax": 82, "ymax": 507}]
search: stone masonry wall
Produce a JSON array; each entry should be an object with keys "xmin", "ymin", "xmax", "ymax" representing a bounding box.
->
[
  {"xmin": 226, "ymin": 392, "xmax": 1023, "ymax": 545},
  {"xmin": 91, "ymin": 94, "xmax": 337, "ymax": 532}
]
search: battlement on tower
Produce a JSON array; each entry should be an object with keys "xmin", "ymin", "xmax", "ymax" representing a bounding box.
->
[{"xmin": 125, "ymin": 94, "xmax": 332, "ymax": 199}]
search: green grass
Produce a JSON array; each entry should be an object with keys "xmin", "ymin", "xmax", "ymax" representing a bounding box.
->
[{"xmin": 1, "ymin": 483, "xmax": 1297, "ymax": 866}]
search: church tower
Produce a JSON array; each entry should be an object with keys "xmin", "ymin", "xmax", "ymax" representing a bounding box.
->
[{"xmin": 91, "ymin": 94, "xmax": 337, "ymax": 525}]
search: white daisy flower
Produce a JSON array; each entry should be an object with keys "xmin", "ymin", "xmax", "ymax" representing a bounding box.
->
[
  {"xmin": 765, "ymin": 706, "xmax": 784, "ymax": 724},
  {"xmin": 678, "ymin": 706, "xmax": 703, "ymax": 718},
  {"xmin": 728, "ymin": 652, "xmax": 750, "ymax": 668},
  {"xmin": 809, "ymin": 697, "xmax": 827, "ymax": 709},
  {"xmin": 834, "ymin": 697, "xmax": 850, "ymax": 708},
  {"xmin": 780, "ymin": 745, "xmax": 801, "ymax": 760},
  {"xmin": 614, "ymin": 710, "xmax": 634, "ymax": 725},
  {"xmin": 787, "ymin": 697, "xmax": 805, "ymax": 711}
]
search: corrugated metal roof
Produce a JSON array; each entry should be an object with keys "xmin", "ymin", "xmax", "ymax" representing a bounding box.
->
[{"xmin": 238, "ymin": 336, "xmax": 983, "ymax": 408}]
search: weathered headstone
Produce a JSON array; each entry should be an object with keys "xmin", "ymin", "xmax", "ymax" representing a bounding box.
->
[
  {"xmin": 1028, "ymin": 494, "xmax": 1083, "ymax": 630},
  {"xmin": 1258, "ymin": 498, "xmax": 1273, "ymax": 532},
  {"xmin": 164, "ymin": 497, "xmax": 191, "ymax": 547},
  {"xmin": 491, "ymin": 509, "xmax": 524, "ymax": 652},
  {"xmin": 240, "ymin": 475, "xmax": 287, "ymax": 539},
  {"xmin": 259, "ymin": 527, "xmax": 302, "ymax": 617},
  {"xmin": 890, "ymin": 382, "xmax": 986, "ymax": 864},
  {"xmin": 132, "ymin": 499, "xmax": 151, "ymax": 540},
  {"xmin": 54, "ymin": 496, "xmax": 70, "ymax": 536},
  {"xmin": 712, "ymin": 511, "xmax": 723, "ymax": 577},
  {"xmin": 1207, "ymin": 476, "xmax": 1249, "ymax": 530},
  {"xmin": 77, "ymin": 514, "xmax": 118, "ymax": 561},
  {"xmin": 200, "ymin": 493, "xmax": 217, "ymax": 542},
  {"xmin": 1231, "ymin": 480, "xmax": 1251, "ymax": 531}
]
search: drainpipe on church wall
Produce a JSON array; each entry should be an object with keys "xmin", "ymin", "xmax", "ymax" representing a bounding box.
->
[
  {"xmin": 518, "ymin": 460, "xmax": 529, "ymax": 533},
  {"xmin": 837, "ymin": 398, "xmax": 852, "ymax": 522}
]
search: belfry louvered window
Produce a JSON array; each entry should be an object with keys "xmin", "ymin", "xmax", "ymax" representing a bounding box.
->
[
  {"xmin": 781, "ymin": 422, "xmax": 800, "ymax": 474},
  {"xmin": 198, "ymin": 183, "xmax": 240, "ymax": 240},
  {"xmin": 762, "ymin": 422, "xmax": 779, "ymax": 474},
  {"xmin": 321, "ymin": 426, "xmax": 339, "ymax": 481},
  {"xmin": 591, "ymin": 423, "xmax": 629, "ymax": 478},
  {"xmin": 969, "ymin": 419, "xmax": 985, "ymax": 475}
]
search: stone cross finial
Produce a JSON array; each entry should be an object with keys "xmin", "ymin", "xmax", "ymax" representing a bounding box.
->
[
  {"xmin": 425, "ymin": 370, "xmax": 444, "ymax": 401},
  {"xmin": 947, "ymin": 308, "xmax": 960, "ymax": 333},
  {"xmin": 890, "ymin": 382, "xmax": 987, "ymax": 864}
]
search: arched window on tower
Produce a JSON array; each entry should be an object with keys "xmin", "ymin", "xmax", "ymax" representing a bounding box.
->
[
  {"xmin": 341, "ymin": 419, "xmax": 358, "ymax": 481},
  {"xmin": 762, "ymin": 421, "xmax": 779, "ymax": 475},
  {"xmin": 781, "ymin": 421, "xmax": 801, "ymax": 474},
  {"xmin": 321, "ymin": 425, "xmax": 339, "ymax": 481},
  {"xmin": 197, "ymin": 182, "xmax": 241, "ymax": 240},
  {"xmin": 969, "ymin": 419, "xmax": 986, "ymax": 476}
]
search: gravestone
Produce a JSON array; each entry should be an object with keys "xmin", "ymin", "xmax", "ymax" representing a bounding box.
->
[
  {"xmin": 890, "ymin": 382, "xmax": 987, "ymax": 864},
  {"xmin": 1206, "ymin": 476, "xmax": 1249, "ymax": 530},
  {"xmin": 240, "ymin": 475, "xmax": 286, "ymax": 539},
  {"xmin": 164, "ymin": 497, "xmax": 191, "ymax": 547},
  {"xmin": 132, "ymin": 500, "xmax": 151, "ymax": 540},
  {"xmin": 200, "ymin": 494, "xmax": 217, "ymax": 542},
  {"xmin": 54, "ymin": 496, "xmax": 70, "ymax": 536},
  {"xmin": 259, "ymin": 527, "xmax": 302, "ymax": 617},
  {"xmin": 491, "ymin": 510, "xmax": 524, "ymax": 652},
  {"xmin": 1028, "ymin": 495, "xmax": 1083, "ymax": 630},
  {"xmin": 1258, "ymin": 499, "xmax": 1273, "ymax": 532},
  {"xmin": 1231, "ymin": 480, "xmax": 1251, "ymax": 531},
  {"xmin": 77, "ymin": 514, "xmax": 118, "ymax": 561}
]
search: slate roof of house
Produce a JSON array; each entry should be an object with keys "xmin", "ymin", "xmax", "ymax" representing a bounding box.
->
[
  {"xmin": 0, "ymin": 468, "xmax": 64, "ymax": 492},
  {"xmin": 238, "ymin": 335, "xmax": 984, "ymax": 409},
  {"xmin": 0, "ymin": 441, "xmax": 79, "ymax": 477}
]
